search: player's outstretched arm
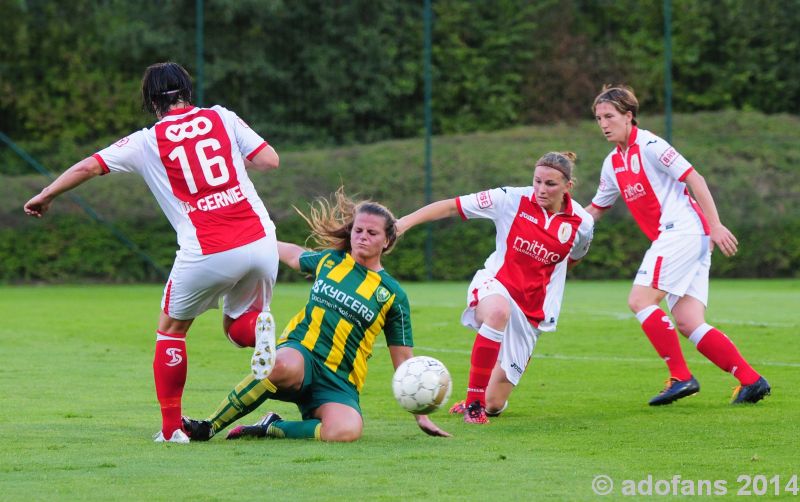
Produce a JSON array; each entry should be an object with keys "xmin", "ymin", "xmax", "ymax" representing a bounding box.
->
[
  {"xmin": 277, "ymin": 241, "xmax": 305, "ymax": 270},
  {"xmin": 388, "ymin": 345, "xmax": 452, "ymax": 438},
  {"xmin": 583, "ymin": 203, "xmax": 608, "ymax": 223},
  {"xmin": 396, "ymin": 198, "xmax": 459, "ymax": 235},
  {"xmin": 683, "ymin": 170, "xmax": 738, "ymax": 257},
  {"xmin": 24, "ymin": 156, "xmax": 104, "ymax": 218}
]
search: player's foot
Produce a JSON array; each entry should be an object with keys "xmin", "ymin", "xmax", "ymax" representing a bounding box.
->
[
  {"xmin": 153, "ymin": 429, "xmax": 190, "ymax": 444},
  {"xmin": 226, "ymin": 412, "xmax": 283, "ymax": 440},
  {"xmin": 731, "ymin": 376, "xmax": 771, "ymax": 404},
  {"xmin": 181, "ymin": 416, "xmax": 215, "ymax": 441},
  {"xmin": 463, "ymin": 400, "xmax": 489, "ymax": 424},
  {"xmin": 448, "ymin": 400, "xmax": 466, "ymax": 415},
  {"xmin": 486, "ymin": 400, "xmax": 508, "ymax": 417},
  {"xmin": 648, "ymin": 376, "xmax": 700, "ymax": 406},
  {"xmin": 251, "ymin": 311, "xmax": 276, "ymax": 380}
]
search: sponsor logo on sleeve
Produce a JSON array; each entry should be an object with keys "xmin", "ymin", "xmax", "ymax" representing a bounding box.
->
[
  {"xmin": 599, "ymin": 178, "xmax": 607, "ymax": 191},
  {"xmin": 114, "ymin": 136, "xmax": 130, "ymax": 147},
  {"xmin": 659, "ymin": 147, "xmax": 679, "ymax": 167},
  {"xmin": 476, "ymin": 190, "xmax": 493, "ymax": 209}
]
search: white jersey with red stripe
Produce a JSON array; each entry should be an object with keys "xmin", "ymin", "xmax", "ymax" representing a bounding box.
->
[
  {"xmin": 456, "ymin": 187, "xmax": 593, "ymax": 330},
  {"xmin": 590, "ymin": 127, "xmax": 709, "ymax": 241},
  {"xmin": 93, "ymin": 105, "xmax": 274, "ymax": 255}
]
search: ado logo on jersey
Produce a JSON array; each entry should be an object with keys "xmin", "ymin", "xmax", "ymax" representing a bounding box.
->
[
  {"xmin": 375, "ymin": 286, "xmax": 391, "ymax": 303},
  {"xmin": 165, "ymin": 116, "xmax": 213, "ymax": 142}
]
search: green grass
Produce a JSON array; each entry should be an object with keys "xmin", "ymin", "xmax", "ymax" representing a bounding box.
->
[{"xmin": 0, "ymin": 280, "xmax": 798, "ymax": 500}]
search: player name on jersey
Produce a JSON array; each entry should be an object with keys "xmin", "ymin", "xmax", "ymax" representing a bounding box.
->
[{"xmin": 178, "ymin": 184, "xmax": 246, "ymax": 213}]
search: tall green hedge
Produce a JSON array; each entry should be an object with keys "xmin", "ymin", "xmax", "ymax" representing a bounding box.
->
[
  {"xmin": 2, "ymin": 0, "xmax": 799, "ymax": 165},
  {"xmin": 3, "ymin": 111, "xmax": 798, "ymax": 283}
]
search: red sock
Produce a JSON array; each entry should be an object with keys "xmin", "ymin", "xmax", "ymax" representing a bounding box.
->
[
  {"xmin": 690, "ymin": 324, "xmax": 760, "ymax": 385},
  {"xmin": 153, "ymin": 331, "xmax": 187, "ymax": 437},
  {"xmin": 465, "ymin": 333, "xmax": 501, "ymax": 407},
  {"xmin": 637, "ymin": 307, "xmax": 692, "ymax": 381},
  {"xmin": 227, "ymin": 311, "xmax": 260, "ymax": 347}
]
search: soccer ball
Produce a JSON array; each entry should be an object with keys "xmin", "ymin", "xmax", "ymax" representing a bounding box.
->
[{"xmin": 392, "ymin": 356, "xmax": 452, "ymax": 415}]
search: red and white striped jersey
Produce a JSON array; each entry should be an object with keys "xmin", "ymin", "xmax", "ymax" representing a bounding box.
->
[
  {"xmin": 94, "ymin": 105, "xmax": 275, "ymax": 255},
  {"xmin": 591, "ymin": 127, "xmax": 709, "ymax": 241},
  {"xmin": 457, "ymin": 187, "xmax": 593, "ymax": 330}
]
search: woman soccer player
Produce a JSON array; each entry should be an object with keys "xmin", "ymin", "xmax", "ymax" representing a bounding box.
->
[
  {"xmin": 397, "ymin": 152, "xmax": 594, "ymax": 424},
  {"xmin": 24, "ymin": 62, "xmax": 281, "ymax": 443},
  {"xmin": 183, "ymin": 188, "xmax": 450, "ymax": 441},
  {"xmin": 586, "ymin": 85, "xmax": 769, "ymax": 405}
]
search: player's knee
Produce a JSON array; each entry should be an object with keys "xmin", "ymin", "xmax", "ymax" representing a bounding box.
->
[
  {"xmin": 266, "ymin": 355, "xmax": 303, "ymax": 391},
  {"xmin": 321, "ymin": 422, "xmax": 362, "ymax": 442},
  {"xmin": 674, "ymin": 318, "xmax": 701, "ymax": 338},
  {"xmin": 483, "ymin": 306, "xmax": 510, "ymax": 330},
  {"xmin": 485, "ymin": 395, "xmax": 506, "ymax": 413}
]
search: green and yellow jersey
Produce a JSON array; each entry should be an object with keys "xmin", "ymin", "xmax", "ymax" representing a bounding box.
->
[{"xmin": 277, "ymin": 249, "xmax": 413, "ymax": 392}]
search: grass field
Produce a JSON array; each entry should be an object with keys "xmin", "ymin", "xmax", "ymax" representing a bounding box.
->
[{"xmin": 0, "ymin": 280, "xmax": 797, "ymax": 500}]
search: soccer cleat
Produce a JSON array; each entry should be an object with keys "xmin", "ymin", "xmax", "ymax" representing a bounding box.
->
[
  {"xmin": 153, "ymin": 429, "xmax": 190, "ymax": 444},
  {"xmin": 648, "ymin": 376, "xmax": 700, "ymax": 406},
  {"xmin": 486, "ymin": 400, "xmax": 508, "ymax": 417},
  {"xmin": 181, "ymin": 416, "xmax": 215, "ymax": 441},
  {"xmin": 448, "ymin": 400, "xmax": 466, "ymax": 415},
  {"xmin": 226, "ymin": 412, "xmax": 283, "ymax": 440},
  {"xmin": 731, "ymin": 376, "xmax": 771, "ymax": 404},
  {"xmin": 463, "ymin": 400, "xmax": 489, "ymax": 424},
  {"xmin": 251, "ymin": 311, "xmax": 277, "ymax": 380}
]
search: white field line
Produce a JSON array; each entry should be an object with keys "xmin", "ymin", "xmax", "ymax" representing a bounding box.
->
[
  {"xmin": 380, "ymin": 344, "xmax": 800, "ymax": 368},
  {"xmin": 571, "ymin": 309, "xmax": 798, "ymax": 328}
]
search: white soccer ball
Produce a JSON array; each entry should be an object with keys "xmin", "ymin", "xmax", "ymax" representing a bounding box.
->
[{"xmin": 391, "ymin": 356, "xmax": 452, "ymax": 415}]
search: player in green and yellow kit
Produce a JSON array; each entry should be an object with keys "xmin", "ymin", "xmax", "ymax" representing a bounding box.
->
[{"xmin": 183, "ymin": 188, "xmax": 450, "ymax": 441}]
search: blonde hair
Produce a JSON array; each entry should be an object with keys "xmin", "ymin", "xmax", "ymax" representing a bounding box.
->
[
  {"xmin": 592, "ymin": 84, "xmax": 639, "ymax": 126},
  {"xmin": 535, "ymin": 151, "xmax": 577, "ymax": 182},
  {"xmin": 296, "ymin": 186, "xmax": 398, "ymax": 254}
]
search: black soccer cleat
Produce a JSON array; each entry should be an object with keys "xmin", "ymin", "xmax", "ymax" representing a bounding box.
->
[
  {"xmin": 226, "ymin": 412, "xmax": 283, "ymax": 440},
  {"xmin": 731, "ymin": 376, "xmax": 771, "ymax": 404},
  {"xmin": 648, "ymin": 376, "xmax": 700, "ymax": 406},
  {"xmin": 181, "ymin": 416, "xmax": 215, "ymax": 441},
  {"xmin": 463, "ymin": 400, "xmax": 489, "ymax": 424}
]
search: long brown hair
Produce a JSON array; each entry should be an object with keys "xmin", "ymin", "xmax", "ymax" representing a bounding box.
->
[{"xmin": 296, "ymin": 186, "xmax": 399, "ymax": 254}]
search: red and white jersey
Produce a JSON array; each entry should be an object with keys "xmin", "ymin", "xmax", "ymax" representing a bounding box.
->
[
  {"xmin": 93, "ymin": 105, "xmax": 274, "ymax": 255},
  {"xmin": 457, "ymin": 187, "xmax": 593, "ymax": 330},
  {"xmin": 591, "ymin": 127, "xmax": 709, "ymax": 241}
]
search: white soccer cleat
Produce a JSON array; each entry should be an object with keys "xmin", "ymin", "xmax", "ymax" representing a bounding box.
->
[
  {"xmin": 153, "ymin": 429, "xmax": 190, "ymax": 444},
  {"xmin": 251, "ymin": 311, "xmax": 276, "ymax": 380}
]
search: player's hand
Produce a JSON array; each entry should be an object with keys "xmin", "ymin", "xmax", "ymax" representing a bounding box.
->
[
  {"xmin": 709, "ymin": 224, "xmax": 738, "ymax": 257},
  {"xmin": 24, "ymin": 193, "xmax": 52, "ymax": 218},
  {"xmin": 415, "ymin": 414, "xmax": 451, "ymax": 437}
]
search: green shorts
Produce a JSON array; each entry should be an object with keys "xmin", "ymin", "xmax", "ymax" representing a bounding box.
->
[{"xmin": 276, "ymin": 340, "xmax": 362, "ymax": 420}]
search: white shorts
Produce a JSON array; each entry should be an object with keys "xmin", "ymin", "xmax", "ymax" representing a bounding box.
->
[
  {"xmin": 161, "ymin": 234, "xmax": 279, "ymax": 320},
  {"xmin": 461, "ymin": 269, "xmax": 540, "ymax": 386},
  {"xmin": 633, "ymin": 233, "xmax": 711, "ymax": 310}
]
